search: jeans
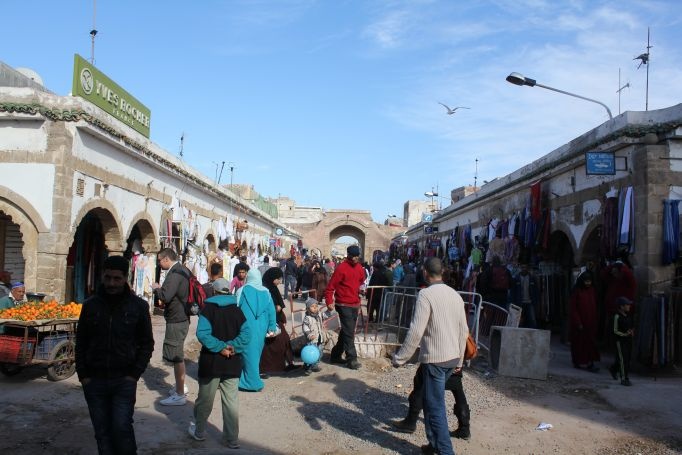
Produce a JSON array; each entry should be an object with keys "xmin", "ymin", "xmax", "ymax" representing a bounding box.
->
[
  {"xmin": 83, "ymin": 376, "xmax": 138, "ymax": 455},
  {"xmin": 407, "ymin": 364, "xmax": 468, "ymax": 422},
  {"xmin": 422, "ymin": 363, "xmax": 455, "ymax": 454},
  {"xmin": 194, "ymin": 376, "xmax": 239, "ymax": 443},
  {"xmin": 330, "ymin": 305, "xmax": 359, "ymax": 361},
  {"xmin": 284, "ymin": 275, "xmax": 297, "ymax": 299}
]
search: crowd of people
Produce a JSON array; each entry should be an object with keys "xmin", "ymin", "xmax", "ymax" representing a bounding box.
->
[{"xmin": 68, "ymin": 234, "xmax": 639, "ymax": 454}]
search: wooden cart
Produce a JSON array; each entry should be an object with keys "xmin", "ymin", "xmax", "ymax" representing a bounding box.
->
[{"xmin": 0, "ymin": 318, "xmax": 78, "ymax": 381}]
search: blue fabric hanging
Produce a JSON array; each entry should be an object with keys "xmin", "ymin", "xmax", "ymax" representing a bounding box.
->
[{"xmin": 662, "ymin": 199, "xmax": 680, "ymax": 265}]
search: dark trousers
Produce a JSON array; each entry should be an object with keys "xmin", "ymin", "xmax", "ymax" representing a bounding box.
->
[
  {"xmin": 330, "ymin": 305, "xmax": 359, "ymax": 361},
  {"xmin": 83, "ymin": 377, "xmax": 138, "ymax": 455},
  {"xmin": 612, "ymin": 338, "xmax": 632, "ymax": 380},
  {"xmin": 407, "ymin": 364, "xmax": 470, "ymax": 427}
]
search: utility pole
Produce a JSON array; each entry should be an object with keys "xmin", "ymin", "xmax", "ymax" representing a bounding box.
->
[{"xmin": 90, "ymin": 0, "xmax": 97, "ymax": 64}]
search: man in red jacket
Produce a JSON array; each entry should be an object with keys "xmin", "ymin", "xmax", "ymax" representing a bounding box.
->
[{"xmin": 326, "ymin": 245, "xmax": 366, "ymax": 369}]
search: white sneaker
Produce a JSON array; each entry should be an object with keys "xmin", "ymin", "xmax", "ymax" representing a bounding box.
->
[
  {"xmin": 160, "ymin": 392, "xmax": 187, "ymax": 406},
  {"xmin": 188, "ymin": 422, "xmax": 205, "ymax": 441},
  {"xmin": 168, "ymin": 384, "xmax": 189, "ymax": 396}
]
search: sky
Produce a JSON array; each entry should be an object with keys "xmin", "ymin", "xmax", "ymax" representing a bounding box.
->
[{"xmin": 4, "ymin": 0, "xmax": 682, "ymax": 223}]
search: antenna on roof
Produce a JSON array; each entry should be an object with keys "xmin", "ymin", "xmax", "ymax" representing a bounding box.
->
[
  {"xmin": 90, "ymin": 0, "xmax": 98, "ymax": 65},
  {"xmin": 633, "ymin": 27, "xmax": 652, "ymax": 111},
  {"xmin": 474, "ymin": 158, "xmax": 479, "ymax": 192},
  {"xmin": 616, "ymin": 68, "xmax": 630, "ymax": 115},
  {"xmin": 179, "ymin": 132, "xmax": 185, "ymax": 159}
]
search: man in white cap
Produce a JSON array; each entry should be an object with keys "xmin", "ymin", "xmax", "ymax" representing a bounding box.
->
[{"xmin": 325, "ymin": 245, "xmax": 366, "ymax": 370}]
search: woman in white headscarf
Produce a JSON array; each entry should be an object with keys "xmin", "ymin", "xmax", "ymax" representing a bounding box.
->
[{"xmin": 235, "ymin": 269, "xmax": 278, "ymax": 391}]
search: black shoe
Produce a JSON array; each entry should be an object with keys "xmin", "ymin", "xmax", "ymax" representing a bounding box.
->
[
  {"xmin": 329, "ymin": 355, "xmax": 345, "ymax": 364},
  {"xmin": 391, "ymin": 418, "xmax": 417, "ymax": 434},
  {"xmin": 347, "ymin": 359, "xmax": 361, "ymax": 370},
  {"xmin": 421, "ymin": 444, "xmax": 436, "ymax": 454},
  {"xmin": 621, "ymin": 378, "xmax": 632, "ymax": 386},
  {"xmin": 311, "ymin": 364, "xmax": 321, "ymax": 372},
  {"xmin": 450, "ymin": 426, "xmax": 471, "ymax": 440},
  {"xmin": 304, "ymin": 368, "xmax": 312, "ymax": 376},
  {"xmin": 609, "ymin": 365, "xmax": 618, "ymax": 380},
  {"xmin": 260, "ymin": 373, "xmax": 270, "ymax": 379},
  {"xmin": 586, "ymin": 364, "xmax": 600, "ymax": 373}
]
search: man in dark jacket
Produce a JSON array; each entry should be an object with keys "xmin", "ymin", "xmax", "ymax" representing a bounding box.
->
[
  {"xmin": 189, "ymin": 292, "xmax": 251, "ymax": 448},
  {"xmin": 76, "ymin": 255, "xmax": 154, "ymax": 455},
  {"xmin": 325, "ymin": 245, "xmax": 366, "ymax": 370},
  {"xmin": 153, "ymin": 248, "xmax": 191, "ymax": 406}
]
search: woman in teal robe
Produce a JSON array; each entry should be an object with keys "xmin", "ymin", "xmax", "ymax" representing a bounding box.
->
[{"xmin": 235, "ymin": 269, "xmax": 278, "ymax": 391}]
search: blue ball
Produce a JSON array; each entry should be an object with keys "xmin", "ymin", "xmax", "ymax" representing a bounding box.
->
[{"xmin": 301, "ymin": 345, "xmax": 320, "ymax": 364}]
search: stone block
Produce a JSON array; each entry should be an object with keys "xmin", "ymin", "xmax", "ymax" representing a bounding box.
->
[{"xmin": 490, "ymin": 326, "xmax": 551, "ymax": 380}]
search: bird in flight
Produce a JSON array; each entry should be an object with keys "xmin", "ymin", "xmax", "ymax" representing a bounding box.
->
[{"xmin": 438, "ymin": 102, "xmax": 470, "ymax": 115}]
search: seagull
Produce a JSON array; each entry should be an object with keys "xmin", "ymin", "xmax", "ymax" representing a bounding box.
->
[
  {"xmin": 438, "ymin": 102, "xmax": 470, "ymax": 115},
  {"xmin": 634, "ymin": 53, "xmax": 649, "ymax": 69}
]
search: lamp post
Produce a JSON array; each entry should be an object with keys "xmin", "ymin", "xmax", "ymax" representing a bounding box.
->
[{"xmin": 506, "ymin": 72, "xmax": 613, "ymax": 119}]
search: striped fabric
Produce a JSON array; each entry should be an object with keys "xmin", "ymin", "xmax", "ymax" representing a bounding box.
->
[{"xmin": 394, "ymin": 283, "xmax": 469, "ymax": 368}]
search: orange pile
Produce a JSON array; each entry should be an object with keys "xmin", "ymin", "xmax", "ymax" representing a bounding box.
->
[{"xmin": 0, "ymin": 300, "xmax": 82, "ymax": 321}]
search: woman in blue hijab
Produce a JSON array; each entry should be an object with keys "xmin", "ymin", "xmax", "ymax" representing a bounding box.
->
[{"xmin": 235, "ymin": 269, "xmax": 278, "ymax": 391}]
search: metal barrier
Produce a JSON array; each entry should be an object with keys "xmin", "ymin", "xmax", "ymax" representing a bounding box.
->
[
  {"xmin": 360, "ymin": 286, "xmax": 484, "ymax": 351},
  {"xmin": 475, "ymin": 301, "xmax": 510, "ymax": 354}
]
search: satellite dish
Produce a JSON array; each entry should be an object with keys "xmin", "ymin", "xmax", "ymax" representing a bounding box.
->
[{"xmin": 15, "ymin": 67, "xmax": 44, "ymax": 86}]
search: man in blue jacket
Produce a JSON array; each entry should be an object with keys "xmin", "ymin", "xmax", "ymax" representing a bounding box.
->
[{"xmin": 189, "ymin": 290, "xmax": 251, "ymax": 449}]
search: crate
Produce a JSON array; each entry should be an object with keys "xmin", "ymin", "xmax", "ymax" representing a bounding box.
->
[
  {"xmin": 0, "ymin": 335, "xmax": 36, "ymax": 363},
  {"xmin": 35, "ymin": 334, "xmax": 69, "ymax": 360}
]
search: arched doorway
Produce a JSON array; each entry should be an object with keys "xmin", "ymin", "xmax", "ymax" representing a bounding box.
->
[
  {"xmin": 66, "ymin": 208, "xmax": 121, "ymax": 303},
  {"xmin": 329, "ymin": 225, "xmax": 366, "ymax": 260},
  {"xmin": 543, "ymin": 230, "xmax": 575, "ymax": 339},
  {"xmin": 581, "ymin": 225, "xmax": 602, "ymax": 264},
  {"xmin": 0, "ymin": 211, "xmax": 25, "ymax": 283}
]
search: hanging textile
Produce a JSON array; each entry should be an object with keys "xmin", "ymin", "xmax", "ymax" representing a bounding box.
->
[
  {"xmin": 618, "ymin": 186, "xmax": 635, "ymax": 253},
  {"xmin": 600, "ymin": 196, "xmax": 619, "ymax": 260},
  {"xmin": 662, "ymin": 199, "xmax": 680, "ymax": 265}
]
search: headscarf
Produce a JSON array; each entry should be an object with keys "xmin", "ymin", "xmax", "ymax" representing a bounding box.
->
[
  {"xmin": 235, "ymin": 268, "xmax": 267, "ymax": 304},
  {"xmin": 262, "ymin": 267, "xmax": 285, "ymax": 309}
]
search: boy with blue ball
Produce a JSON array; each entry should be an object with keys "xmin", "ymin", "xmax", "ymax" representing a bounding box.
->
[{"xmin": 302, "ymin": 297, "xmax": 326, "ymax": 375}]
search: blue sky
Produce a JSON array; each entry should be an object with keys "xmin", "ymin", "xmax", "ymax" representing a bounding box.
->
[{"xmin": 4, "ymin": 1, "xmax": 682, "ymax": 222}]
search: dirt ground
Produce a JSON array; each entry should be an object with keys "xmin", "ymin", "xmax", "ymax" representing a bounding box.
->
[{"xmin": 1, "ymin": 313, "xmax": 681, "ymax": 455}]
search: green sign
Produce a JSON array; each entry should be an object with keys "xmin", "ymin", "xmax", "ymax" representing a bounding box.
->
[{"xmin": 72, "ymin": 54, "xmax": 151, "ymax": 137}]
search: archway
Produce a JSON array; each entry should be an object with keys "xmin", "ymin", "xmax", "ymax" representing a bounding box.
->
[
  {"xmin": 581, "ymin": 225, "xmax": 602, "ymax": 264},
  {"xmin": 543, "ymin": 230, "xmax": 575, "ymax": 339},
  {"xmin": 0, "ymin": 211, "xmax": 26, "ymax": 283},
  {"xmin": 66, "ymin": 208, "xmax": 120, "ymax": 303},
  {"xmin": 329, "ymin": 225, "xmax": 366, "ymax": 260}
]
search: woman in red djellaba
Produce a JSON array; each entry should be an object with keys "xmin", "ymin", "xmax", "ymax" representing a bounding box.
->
[{"xmin": 569, "ymin": 271, "xmax": 600, "ymax": 372}]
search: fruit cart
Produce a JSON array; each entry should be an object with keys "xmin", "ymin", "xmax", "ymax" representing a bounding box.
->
[{"xmin": 0, "ymin": 318, "xmax": 78, "ymax": 381}]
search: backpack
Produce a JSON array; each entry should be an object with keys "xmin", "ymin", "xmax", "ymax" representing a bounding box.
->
[
  {"xmin": 491, "ymin": 266, "xmax": 510, "ymax": 291},
  {"xmin": 172, "ymin": 268, "xmax": 206, "ymax": 316}
]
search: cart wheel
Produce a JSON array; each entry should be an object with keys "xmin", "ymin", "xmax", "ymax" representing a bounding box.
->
[
  {"xmin": 47, "ymin": 340, "xmax": 76, "ymax": 381},
  {"xmin": 0, "ymin": 362, "xmax": 23, "ymax": 376}
]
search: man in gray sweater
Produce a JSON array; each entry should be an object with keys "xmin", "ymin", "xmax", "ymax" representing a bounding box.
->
[{"xmin": 393, "ymin": 257, "xmax": 469, "ymax": 455}]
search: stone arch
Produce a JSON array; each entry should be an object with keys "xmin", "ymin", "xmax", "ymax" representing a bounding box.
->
[
  {"xmin": 577, "ymin": 216, "xmax": 604, "ymax": 265},
  {"xmin": 126, "ymin": 211, "xmax": 158, "ymax": 253},
  {"xmin": 547, "ymin": 229, "xmax": 575, "ymax": 269},
  {"xmin": 329, "ymin": 224, "xmax": 367, "ymax": 258},
  {"xmin": 0, "ymin": 186, "xmax": 49, "ymax": 233},
  {"xmin": 0, "ymin": 199, "xmax": 38, "ymax": 291},
  {"xmin": 70, "ymin": 199, "xmax": 124, "ymax": 253},
  {"xmin": 550, "ymin": 220, "xmax": 578, "ymax": 262}
]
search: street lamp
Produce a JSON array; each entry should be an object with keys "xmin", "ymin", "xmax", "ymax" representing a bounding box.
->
[{"xmin": 506, "ymin": 72, "xmax": 613, "ymax": 119}]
